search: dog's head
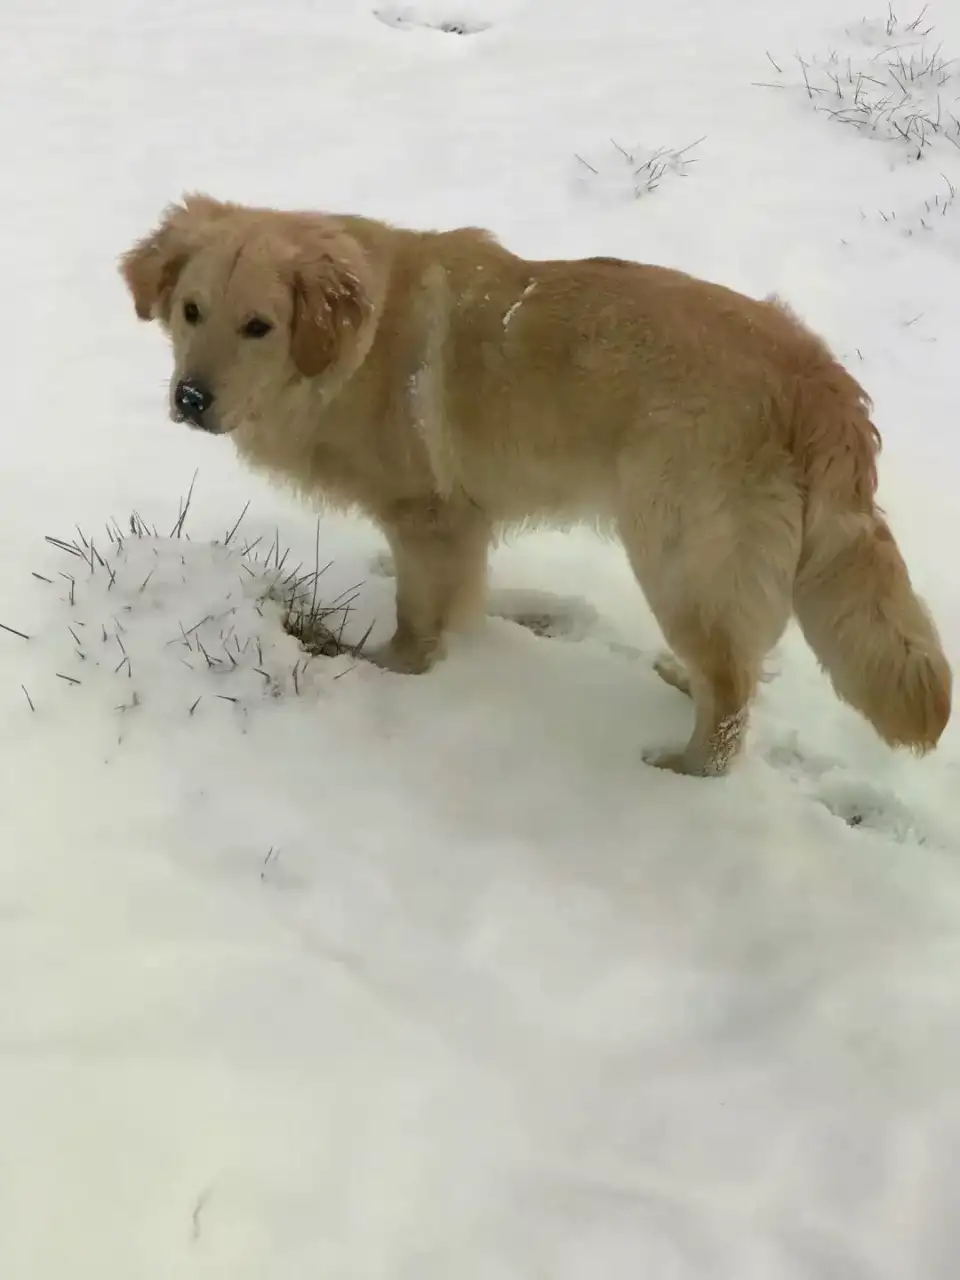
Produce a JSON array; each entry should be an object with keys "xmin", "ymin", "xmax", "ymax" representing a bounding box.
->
[{"xmin": 119, "ymin": 194, "xmax": 378, "ymax": 435}]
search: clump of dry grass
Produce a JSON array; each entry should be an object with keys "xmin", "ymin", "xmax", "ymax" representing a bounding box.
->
[
  {"xmin": 867, "ymin": 170, "xmax": 958, "ymax": 237},
  {"xmin": 273, "ymin": 523, "xmax": 374, "ymax": 661},
  {"xmin": 574, "ymin": 136, "xmax": 704, "ymax": 201},
  {"xmin": 761, "ymin": 4, "xmax": 960, "ymax": 162},
  {"xmin": 2, "ymin": 473, "xmax": 375, "ymax": 718}
]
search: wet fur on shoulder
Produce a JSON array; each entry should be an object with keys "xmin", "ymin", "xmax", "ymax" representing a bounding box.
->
[{"xmin": 120, "ymin": 194, "xmax": 952, "ymax": 776}]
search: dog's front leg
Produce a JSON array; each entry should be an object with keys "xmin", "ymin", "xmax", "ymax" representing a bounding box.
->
[{"xmin": 369, "ymin": 503, "xmax": 492, "ymax": 674}]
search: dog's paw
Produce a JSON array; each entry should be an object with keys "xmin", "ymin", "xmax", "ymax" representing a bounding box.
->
[
  {"xmin": 364, "ymin": 635, "xmax": 439, "ymax": 675},
  {"xmin": 642, "ymin": 747, "xmax": 705, "ymax": 777},
  {"xmin": 653, "ymin": 651, "xmax": 692, "ymax": 698},
  {"xmin": 643, "ymin": 740, "xmax": 736, "ymax": 778}
]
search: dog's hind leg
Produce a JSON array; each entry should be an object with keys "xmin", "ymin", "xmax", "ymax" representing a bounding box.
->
[
  {"xmin": 618, "ymin": 474, "xmax": 802, "ymax": 776},
  {"xmin": 642, "ymin": 621, "xmax": 767, "ymax": 776}
]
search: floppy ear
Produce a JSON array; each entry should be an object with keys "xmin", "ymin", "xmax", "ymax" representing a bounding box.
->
[
  {"xmin": 290, "ymin": 251, "xmax": 374, "ymax": 379},
  {"xmin": 119, "ymin": 193, "xmax": 231, "ymax": 322}
]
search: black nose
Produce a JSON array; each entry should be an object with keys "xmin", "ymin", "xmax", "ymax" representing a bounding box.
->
[{"xmin": 174, "ymin": 378, "xmax": 215, "ymax": 426}]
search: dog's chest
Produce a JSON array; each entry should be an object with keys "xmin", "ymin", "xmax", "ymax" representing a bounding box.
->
[{"xmin": 230, "ymin": 395, "xmax": 426, "ymax": 515}]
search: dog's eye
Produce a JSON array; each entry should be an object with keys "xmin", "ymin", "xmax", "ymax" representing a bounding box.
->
[
  {"xmin": 183, "ymin": 301, "xmax": 201, "ymax": 325},
  {"xmin": 241, "ymin": 317, "xmax": 273, "ymax": 339}
]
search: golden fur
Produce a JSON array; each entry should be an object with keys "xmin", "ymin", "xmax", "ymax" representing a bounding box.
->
[{"xmin": 120, "ymin": 194, "xmax": 952, "ymax": 776}]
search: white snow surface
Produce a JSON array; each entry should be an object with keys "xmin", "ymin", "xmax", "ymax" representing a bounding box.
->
[{"xmin": 1, "ymin": 0, "xmax": 960, "ymax": 1275}]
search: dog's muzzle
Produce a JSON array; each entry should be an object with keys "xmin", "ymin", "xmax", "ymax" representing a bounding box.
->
[{"xmin": 173, "ymin": 378, "xmax": 216, "ymax": 430}]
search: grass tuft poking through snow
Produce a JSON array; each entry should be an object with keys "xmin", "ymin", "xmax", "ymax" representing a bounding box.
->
[
  {"xmin": 763, "ymin": 4, "xmax": 960, "ymax": 161},
  {"xmin": 6, "ymin": 482, "xmax": 368, "ymax": 725},
  {"xmin": 866, "ymin": 169, "xmax": 960, "ymax": 248},
  {"xmin": 574, "ymin": 137, "xmax": 704, "ymax": 203}
]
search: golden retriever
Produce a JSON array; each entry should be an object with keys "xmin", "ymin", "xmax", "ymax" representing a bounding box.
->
[{"xmin": 120, "ymin": 194, "xmax": 952, "ymax": 776}]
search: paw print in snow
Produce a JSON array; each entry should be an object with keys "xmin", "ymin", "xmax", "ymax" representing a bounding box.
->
[{"xmin": 373, "ymin": 2, "xmax": 494, "ymax": 35}]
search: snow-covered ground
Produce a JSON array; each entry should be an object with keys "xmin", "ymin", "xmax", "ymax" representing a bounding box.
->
[{"xmin": 2, "ymin": 0, "xmax": 960, "ymax": 1274}]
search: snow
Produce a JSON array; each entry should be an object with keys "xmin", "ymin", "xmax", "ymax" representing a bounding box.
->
[{"xmin": 1, "ymin": 0, "xmax": 960, "ymax": 1274}]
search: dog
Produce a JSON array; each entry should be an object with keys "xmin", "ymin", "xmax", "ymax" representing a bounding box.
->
[{"xmin": 120, "ymin": 194, "xmax": 952, "ymax": 776}]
